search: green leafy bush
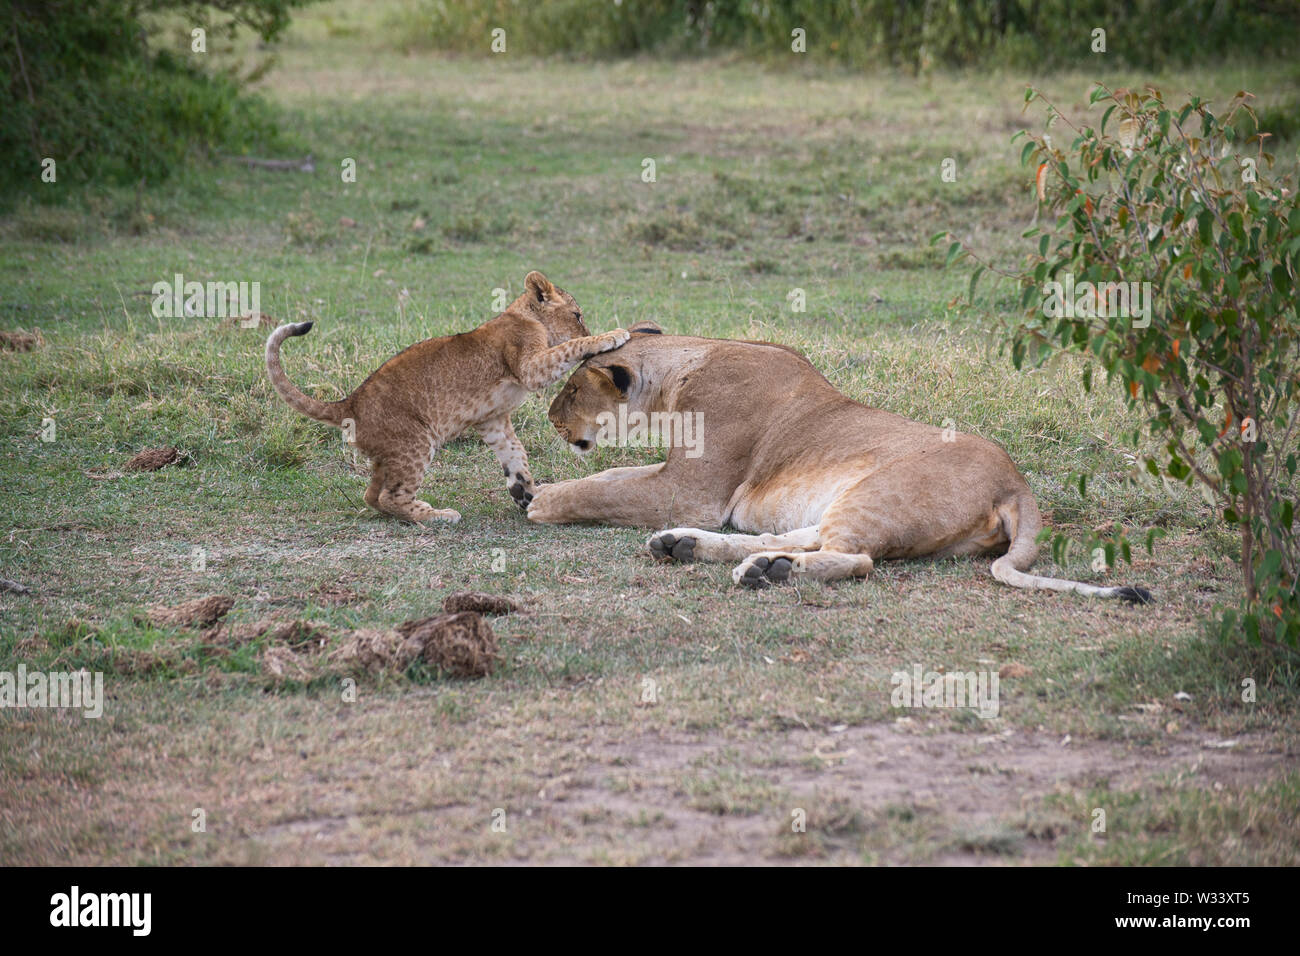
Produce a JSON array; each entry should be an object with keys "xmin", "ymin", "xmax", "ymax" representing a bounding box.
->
[
  {"xmin": 0, "ymin": 0, "xmax": 317, "ymax": 198},
  {"xmin": 954, "ymin": 85, "xmax": 1300, "ymax": 646},
  {"xmin": 392, "ymin": 0, "xmax": 1300, "ymax": 70}
]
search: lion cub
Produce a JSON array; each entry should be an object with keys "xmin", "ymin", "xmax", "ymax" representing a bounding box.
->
[{"xmin": 265, "ymin": 271, "xmax": 629, "ymax": 523}]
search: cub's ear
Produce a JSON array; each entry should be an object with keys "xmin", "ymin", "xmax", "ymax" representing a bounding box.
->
[
  {"xmin": 594, "ymin": 364, "xmax": 634, "ymax": 395},
  {"xmin": 524, "ymin": 271, "xmax": 555, "ymax": 303},
  {"xmin": 628, "ymin": 320, "xmax": 663, "ymax": 335}
]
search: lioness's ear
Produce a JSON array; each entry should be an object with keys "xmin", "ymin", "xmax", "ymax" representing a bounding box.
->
[
  {"xmin": 628, "ymin": 320, "xmax": 663, "ymax": 335},
  {"xmin": 594, "ymin": 364, "xmax": 633, "ymax": 395},
  {"xmin": 524, "ymin": 271, "xmax": 555, "ymax": 303}
]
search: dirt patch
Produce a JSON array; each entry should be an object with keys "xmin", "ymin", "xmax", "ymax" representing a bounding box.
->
[{"xmin": 544, "ymin": 723, "xmax": 1291, "ymax": 864}]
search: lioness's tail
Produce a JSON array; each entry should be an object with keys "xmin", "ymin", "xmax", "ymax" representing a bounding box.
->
[
  {"xmin": 265, "ymin": 322, "xmax": 346, "ymax": 426},
  {"xmin": 990, "ymin": 491, "xmax": 1152, "ymax": 604}
]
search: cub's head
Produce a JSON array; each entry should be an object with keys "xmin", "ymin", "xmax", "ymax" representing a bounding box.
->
[
  {"xmin": 548, "ymin": 321, "xmax": 662, "ymax": 455},
  {"xmin": 515, "ymin": 271, "xmax": 589, "ymax": 345}
]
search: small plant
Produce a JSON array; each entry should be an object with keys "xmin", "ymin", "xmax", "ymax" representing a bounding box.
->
[
  {"xmin": 440, "ymin": 213, "xmax": 511, "ymax": 243},
  {"xmin": 946, "ymin": 84, "xmax": 1300, "ymax": 646},
  {"xmin": 284, "ymin": 208, "xmax": 334, "ymax": 247}
]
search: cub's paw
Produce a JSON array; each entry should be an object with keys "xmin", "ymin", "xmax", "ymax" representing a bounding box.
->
[
  {"xmin": 599, "ymin": 329, "xmax": 632, "ymax": 351},
  {"xmin": 507, "ymin": 475, "xmax": 535, "ymax": 511},
  {"xmin": 732, "ymin": 553, "xmax": 801, "ymax": 589},
  {"xmin": 648, "ymin": 531, "xmax": 696, "ymax": 563}
]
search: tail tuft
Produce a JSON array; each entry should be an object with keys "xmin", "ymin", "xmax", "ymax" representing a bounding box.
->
[
  {"xmin": 993, "ymin": 492, "xmax": 1155, "ymax": 604},
  {"xmin": 265, "ymin": 321, "xmax": 342, "ymax": 426},
  {"xmin": 1113, "ymin": 585, "xmax": 1154, "ymax": 605}
]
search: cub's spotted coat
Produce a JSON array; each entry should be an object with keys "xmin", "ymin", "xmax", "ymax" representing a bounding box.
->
[{"xmin": 266, "ymin": 271, "xmax": 629, "ymax": 523}]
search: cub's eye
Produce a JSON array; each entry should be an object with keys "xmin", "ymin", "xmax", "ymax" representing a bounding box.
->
[{"xmin": 572, "ymin": 310, "xmax": 582, "ymax": 320}]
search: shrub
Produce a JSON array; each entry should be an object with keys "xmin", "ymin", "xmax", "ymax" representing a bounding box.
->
[
  {"xmin": 391, "ymin": 0, "xmax": 1300, "ymax": 70},
  {"xmin": 0, "ymin": 0, "xmax": 317, "ymax": 198},
  {"xmin": 949, "ymin": 85, "xmax": 1300, "ymax": 646}
]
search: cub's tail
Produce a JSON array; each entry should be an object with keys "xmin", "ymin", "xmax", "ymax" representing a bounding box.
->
[
  {"xmin": 265, "ymin": 322, "xmax": 346, "ymax": 426},
  {"xmin": 990, "ymin": 490, "xmax": 1153, "ymax": 604}
]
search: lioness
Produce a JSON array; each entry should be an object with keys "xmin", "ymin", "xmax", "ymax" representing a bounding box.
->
[
  {"xmin": 266, "ymin": 271, "xmax": 629, "ymax": 523},
  {"xmin": 529, "ymin": 325, "xmax": 1151, "ymax": 601}
]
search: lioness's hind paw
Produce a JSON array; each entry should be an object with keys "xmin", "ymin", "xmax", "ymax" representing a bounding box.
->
[
  {"xmin": 648, "ymin": 531, "xmax": 696, "ymax": 563},
  {"xmin": 733, "ymin": 554, "xmax": 796, "ymax": 589}
]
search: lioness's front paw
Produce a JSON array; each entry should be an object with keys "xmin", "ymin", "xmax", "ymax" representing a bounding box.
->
[
  {"xmin": 732, "ymin": 553, "xmax": 801, "ymax": 589},
  {"xmin": 525, "ymin": 485, "xmax": 559, "ymax": 523},
  {"xmin": 648, "ymin": 531, "xmax": 696, "ymax": 563}
]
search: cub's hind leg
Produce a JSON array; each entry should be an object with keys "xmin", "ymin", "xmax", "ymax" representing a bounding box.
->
[
  {"xmin": 363, "ymin": 459, "xmax": 386, "ymax": 512},
  {"xmin": 372, "ymin": 455, "xmax": 460, "ymax": 524}
]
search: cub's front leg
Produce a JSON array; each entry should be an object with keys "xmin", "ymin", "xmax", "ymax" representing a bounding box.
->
[
  {"xmin": 477, "ymin": 413, "xmax": 535, "ymax": 511},
  {"xmin": 516, "ymin": 329, "xmax": 630, "ymax": 391}
]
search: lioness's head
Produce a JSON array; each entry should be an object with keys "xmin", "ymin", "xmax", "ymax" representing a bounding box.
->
[
  {"xmin": 548, "ymin": 321, "xmax": 663, "ymax": 454},
  {"xmin": 514, "ymin": 271, "xmax": 589, "ymax": 345}
]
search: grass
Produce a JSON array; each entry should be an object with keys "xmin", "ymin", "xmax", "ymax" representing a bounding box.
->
[{"xmin": 0, "ymin": 0, "xmax": 1297, "ymax": 865}]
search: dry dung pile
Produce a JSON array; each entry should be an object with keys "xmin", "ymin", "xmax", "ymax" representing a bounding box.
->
[
  {"xmin": 125, "ymin": 446, "xmax": 181, "ymax": 471},
  {"xmin": 328, "ymin": 628, "xmax": 422, "ymax": 674},
  {"xmin": 442, "ymin": 591, "xmax": 517, "ymax": 615},
  {"xmin": 125, "ymin": 597, "xmax": 501, "ymax": 682},
  {"xmin": 261, "ymin": 646, "xmax": 316, "ymax": 682},
  {"xmin": 221, "ymin": 617, "xmax": 332, "ymax": 650},
  {"xmin": 142, "ymin": 595, "xmax": 234, "ymax": 629},
  {"xmin": 398, "ymin": 612, "xmax": 499, "ymax": 677},
  {"xmin": 0, "ymin": 330, "xmax": 41, "ymax": 352}
]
